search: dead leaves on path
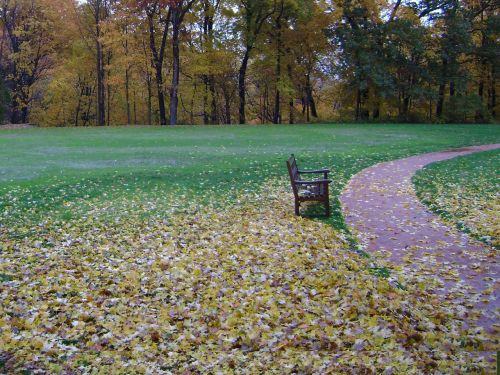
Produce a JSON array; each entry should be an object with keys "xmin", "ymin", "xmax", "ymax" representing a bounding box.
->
[
  {"xmin": 415, "ymin": 151, "xmax": 500, "ymax": 249},
  {"xmin": 0, "ymin": 182, "xmax": 493, "ymax": 373}
]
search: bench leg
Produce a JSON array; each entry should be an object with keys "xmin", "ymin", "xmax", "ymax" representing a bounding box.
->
[
  {"xmin": 295, "ymin": 200, "xmax": 300, "ymax": 216},
  {"xmin": 325, "ymin": 200, "xmax": 330, "ymax": 217}
]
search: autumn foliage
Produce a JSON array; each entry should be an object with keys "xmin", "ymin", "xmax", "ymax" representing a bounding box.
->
[
  {"xmin": 0, "ymin": 0, "xmax": 497, "ymax": 126},
  {"xmin": 0, "ymin": 181, "xmax": 495, "ymax": 372}
]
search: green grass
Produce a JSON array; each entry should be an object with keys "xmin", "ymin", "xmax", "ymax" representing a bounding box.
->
[
  {"xmin": 1, "ymin": 123, "xmax": 499, "ymax": 234},
  {"xmin": 414, "ymin": 148, "xmax": 500, "ymax": 248}
]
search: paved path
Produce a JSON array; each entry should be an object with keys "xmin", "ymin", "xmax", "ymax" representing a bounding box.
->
[{"xmin": 340, "ymin": 144, "xmax": 500, "ymax": 338}]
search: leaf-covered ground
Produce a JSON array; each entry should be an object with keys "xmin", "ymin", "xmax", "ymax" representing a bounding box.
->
[
  {"xmin": 414, "ymin": 149, "xmax": 500, "ymax": 249},
  {"xmin": 2, "ymin": 125, "xmax": 500, "ymax": 373},
  {"xmin": 0, "ymin": 182, "xmax": 492, "ymax": 373},
  {"xmin": 340, "ymin": 146, "xmax": 499, "ymax": 370}
]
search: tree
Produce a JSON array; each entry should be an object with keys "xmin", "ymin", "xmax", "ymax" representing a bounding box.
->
[
  {"xmin": 0, "ymin": 0, "xmax": 494, "ymax": 126},
  {"xmin": 169, "ymin": 0, "xmax": 195, "ymax": 125},
  {"xmin": 0, "ymin": 72, "xmax": 8, "ymax": 121},
  {"xmin": 236, "ymin": 0, "xmax": 275, "ymax": 124},
  {"xmin": 0, "ymin": 0, "xmax": 55, "ymax": 123},
  {"xmin": 139, "ymin": 0, "xmax": 171, "ymax": 125},
  {"xmin": 200, "ymin": 0, "xmax": 220, "ymax": 124},
  {"xmin": 84, "ymin": 0, "xmax": 111, "ymax": 126}
]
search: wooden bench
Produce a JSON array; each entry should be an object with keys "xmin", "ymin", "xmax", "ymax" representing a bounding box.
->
[{"xmin": 286, "ymin": 154, "xmax": 332, "ymax": 216}]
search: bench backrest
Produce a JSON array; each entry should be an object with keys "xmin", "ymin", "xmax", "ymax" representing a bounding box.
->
[{"xmin": 286, "ymin": 154, "xmax": 300, "ymax": 197}]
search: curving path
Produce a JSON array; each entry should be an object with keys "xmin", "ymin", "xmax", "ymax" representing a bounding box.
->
[{"xmin": 340, "ymin": 144, "xmax": 500, "ymax": 339}]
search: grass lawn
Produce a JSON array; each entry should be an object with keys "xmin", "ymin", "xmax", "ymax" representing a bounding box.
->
[
  {"xmin": 414, "ymin": 148, "xmax": 500, "ymax": 249},
  {"xmin": 1, "ymin": 124, "xmax": 499, "ymax": 373},
  {"xmin": 1, "ymin": 124, "xmax": 499, "ymax": 231}
]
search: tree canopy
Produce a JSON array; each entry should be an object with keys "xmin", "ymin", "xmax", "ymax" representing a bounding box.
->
[{"xmin": 0, "ymin": 0, "xmax": 497, "ymax": 125}]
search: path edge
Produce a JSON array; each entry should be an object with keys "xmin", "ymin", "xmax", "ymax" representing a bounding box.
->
[{"xmin": 339, "ymin": 143, "xmax": 500, "ymax": 243}]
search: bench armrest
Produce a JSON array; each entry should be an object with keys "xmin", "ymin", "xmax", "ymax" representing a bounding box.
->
[
  {"xmin": 294, "ymin": 179, "xmax": 332, "ymax": 185},
  {"xmin": 299, "ymin": 169, "xmax": 330, "ymax": 174}
]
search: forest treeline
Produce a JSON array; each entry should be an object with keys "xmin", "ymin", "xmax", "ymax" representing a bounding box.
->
[{"xmin": 0, "ymin": 0, "xmax": 498, "ymax": 126}]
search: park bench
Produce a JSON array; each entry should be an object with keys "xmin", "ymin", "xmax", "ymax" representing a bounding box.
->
[{"xmin": 286, "ymin": 154, "xmax": 332, "ymax": 216}]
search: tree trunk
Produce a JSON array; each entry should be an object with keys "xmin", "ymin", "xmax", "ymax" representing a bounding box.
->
[
  {"xmin": 429, "ymin": 98, "xmax": 433, "ymax": 121},
  {"xmin": 2, "ymin": 7, "xmax": 21, "ymax": 124},
  {"xmin": 203, "ymin": 78, "xmax": 209, "ymax": 125},
  {"xmin": 237, "ymin": 2, "xmax": 273, "ymax": 124},
  {"xmin": 273, "ymin": 4, "xmax": 283, "ymax": 124},
  {"xmin": 133, "ymin": 88, "xmax": 137, "ymax": 124},
  {"xmin": 202, "ymin": 0, "xmax": 218, "ymax": 124},
  {"xmin": 122, "ymin": 27, "xmax": 131, "ymax": 125},
  {"xmin": 489, "ymin": 64, "xmax": 496, "ymax": 119},
  {"xmin": 155, "ymin": 63, "xmax": 166, "ymax": 125},
  {"xmin": 287, "ymin": 64, "xmax": 294, "ymax": 124},
  {"xmin": 273, "ymin": 69, "xmax": 281, "ymax": 123},
  {"xmin": 95, "ymin": 3, "xmax": 105, "ymax": 126},
  {"xmin": 147, "ymin": 10, "xmax": 170, "ymax": 125},
  {"xmin": 75, "ymin": 81, "xmax": 83, "ymax": 126},
  {"xmin": 361, "ymin": 88, "xmax": 369, "ymax": 120},
  {"xmin": 169, "ymin": 10, "xmax": 181, "ymax": 125},
  {"xmin": 476, "ymin": 66, "xmax": 485, "ymax": 122},
  {"xmin": 83, "ymin": 87, "xmax": 94, "ymax": 126},
  {"xmin": 398, "ymin": 83, "xmax": 402, "ymax": 119},
  {"xmin": 106, "ymin": 51, "xmax": 111, "ymax": 126},
  {"xmin": 202, "ymin": 0, "xmax": 210, "ymax": 125},
  {"xmin": 10, "ymin": 90, "xmax": 21, "ymax": 124},
  {"xmin": 75, "ymin": 100, "xmax": 81, "ymax": 126},
  {"xmin": 106, "ymin": 83, "xmax": 110, "ymax": 126},
  {"xmin": 209, "ymin": 79, "xmax": 217, "ymax": 124},
  {"xmin": 222, "ymin": 85, "xmax": 231, "ymax": 124},
  {"xmin": 436, "ymin": 58, "xmax": 447, "ymax": 119},
  {"xmin": 372, "ymin": 87, "xmax": 381, "ymax": 120},
  {"xmin": 21, "ymin": 106, "xmax": 28, "ymax": 123},
  {"xmin": 147, "ymin": 74, "xmax": 152, "ymax": 125},
  {"xmin": 238, "ymin": 50, "xmax": 250, "ymax": 124},
  {"xmin": 125, "ymin": 67, "xmax": 131, "ymax": 124},
  {"xmin": 169, "ymin": 1, "xmax": 195, "ymax": 125},
  {"xmin": 402, "ymin": 96, "xmax": 410, "ymax": 121},
  {"xmin": 305, "ymin": 73, "xmax": 317, "ymax": 118},
  {"xmin": 355, "ymin": 88, "xmax": 361, "ymax": 121},
  {"xmin": 436, "ymin": 83, "xmax": 445, "ymax": 118}
]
